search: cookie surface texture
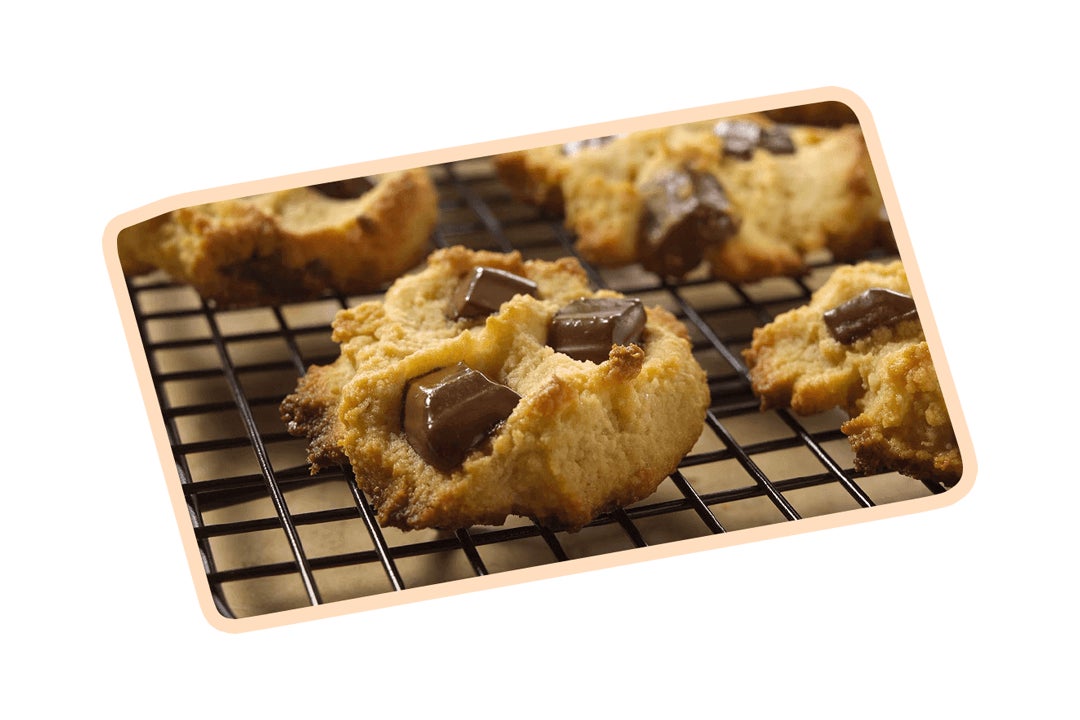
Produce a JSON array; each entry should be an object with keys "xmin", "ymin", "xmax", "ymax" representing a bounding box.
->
[
  {"xmin": 281, "ymin": 246, "xmax": 711, "ymax": 531},
  {"xmin": 494, "ymin": 115, "xmax": 885, "ymax": 282},
  {"xmin": 742, "ymin": 260, "xmax": 962, "ymax": 484},
  {"xmin": 118, "ymin": 168, "xmax": 438, "ymax": 307}
]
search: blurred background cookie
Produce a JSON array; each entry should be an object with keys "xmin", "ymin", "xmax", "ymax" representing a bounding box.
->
[
  {"xmin": 117, "ymin": 168, "xmax": 438, "ymax": 307},
  {"xmin": 494, "ymin": 115, "xmax": 887, "ymax": 282}
]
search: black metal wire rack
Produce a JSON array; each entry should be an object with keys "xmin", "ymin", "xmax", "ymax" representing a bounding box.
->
[{"xmin": 124, "ymin": 156, "xmax": 952, "ymax": 620}]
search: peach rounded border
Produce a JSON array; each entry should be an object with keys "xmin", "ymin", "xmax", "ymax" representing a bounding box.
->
[{"xmin": 101, "ymin": 85, "xmax": 977, "ymax": 634}]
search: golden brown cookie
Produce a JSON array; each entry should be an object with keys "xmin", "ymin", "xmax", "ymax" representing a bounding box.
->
[
  {"xmin": 494, "ymin": 115, "xmax": 885, "ymax": 282},
  {"xmin": 742, "ymin": 260, "xmax": 961, "ymax": 484},
  {"xmin": 280, "ymin": 246, "xmax": 710, "ymax": 531},
  {"xmin": 118, "ymin": 168, "xmax": 438, "ymax": 307}
]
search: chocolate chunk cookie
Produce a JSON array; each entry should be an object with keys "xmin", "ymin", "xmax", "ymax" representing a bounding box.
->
[
  {"xmin": 742, "ymin": 260, "xmax": 962, "ymax": 484},
  {"xmin": 494, "ymin": 114, "xmax": 886, "ymax": 282},
  {"xmin": 280, "ymin": 246, "xmax": 711, "ymax": 531}
]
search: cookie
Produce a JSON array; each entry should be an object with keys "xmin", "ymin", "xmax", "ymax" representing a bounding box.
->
[
  {"xmin": 280, "ymin": 246, "xmax": 710, "ymax": 531},
  {"xmin": 118, "ymin": 168, "xmax": 438, "ymax": 307},
  {"xmin": 494, "ymin": 114, "xmax": 885, "ymax": 282},
  {"xmin": 742, "ymin": 260, "xmax": 962, "ymax": 484}
]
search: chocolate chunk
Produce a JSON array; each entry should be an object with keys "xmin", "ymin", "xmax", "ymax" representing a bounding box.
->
[
  {"xmin": 823, "ymin": 288, "xmax": 919, "ymax": 344},
  {"xmin": 714, "ymin": 120, "xmax": 797, "ymax": 158},
  {"xmin": 759, "ymin": 126, "xmax": 796, "ymax": 155},
  {"xmin": 561, "ymin": 135, "xmax": 619, "ymax": 156},
  {"xmin": 447, "ymin": 266, "xmax": 539, "ymax": 320},
  {"xmin": 549, "ymin": 297, "xmax": 646, "ymax": 363},
  {"xmin": 714, "ymin": 119, "xmax": 762, "ymax": 160},
  {"xmin": 310, "ymin": 176, "xmax": 376, "ymax": 199},
  {"xmin": 403, "ymin": 363, "xmax": 520, "ymax": 471},
  {"xmin": 637, "ymin": 167, "xmax": 738, "ymax": 277}
]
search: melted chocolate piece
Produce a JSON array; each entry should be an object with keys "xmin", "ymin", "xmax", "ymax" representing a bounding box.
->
[
  {"xmin": 548, "ymin": 297, "xmax": 646, "ymax": 363},
  {"xmin": 714, "ymin": 119, "xmax": 762, "ymax": 160},
  {"xmin": 637, "ymin": 167, "xmax": 738, "ymax": 277},
  {"xmin": 823, "ymin": 288, "xmax": 919, "ymax": 344},
  {"xmin": 714, "ymin": 120, "xmax": 797, "ymax": 158},
  {"xmin": 403, "ymin": 363, "xmax": 520, "ymax": 471},
  {"xmin": 310, "ymin": 176, "xmax": 376, "ymax": 199},
  {"xmin": 759, "ymin": 126, "xmax": 795, "ymax": 155},
  {"xmin": 561, "ymin": 135, "xmax": 619, "ymax": 156},
  {"xmin": 447, "ymin": 266, "xmax": 539, "ymax": 319}
]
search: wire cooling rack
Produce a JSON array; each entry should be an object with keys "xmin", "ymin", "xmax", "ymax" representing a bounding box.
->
[{"xmin": 124, "ymin": 156, "xmax": 953, "ymax": 620}]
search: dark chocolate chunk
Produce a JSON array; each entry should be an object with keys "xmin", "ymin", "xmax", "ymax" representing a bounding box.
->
[
  {"xmin": 403, "ymin": 363, "xmax": 520, "ymax": 471},
  {"xmin": 714, "ymin": 119, "xmax": 762, "ymax": 160},
  {"xmin": 447, "ymin": 266, "xmax": 539, "ymax": 320},
  {"xmin": 823, "ymin": 288, "xmax": 919, "ymax": 344},
  {"xmin": 310, "ymin": 176, "xmax": 376, "ymax": 199},
  {"xmin": 637, "ymin": 167, "xmax": 739, "ymax": 277},
  {"xmin": 759, "ymin": 126, "xmax": 796, "ymax": 155},
  {"xmin": 548, "ymin": 297, "xmax": 646, "ymax": 363},
  {"xmin": 561, "ymin": 135, "xmax": 619, "ymax": 156},
  {"xmin": 714, "ymin": 120, "xmax": 797, "ymax": 158}
]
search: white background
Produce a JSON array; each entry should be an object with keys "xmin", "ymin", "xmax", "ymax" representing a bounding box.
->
[{"xmin": 3, "ymin": 2, "xmax": 1076, "ymax": 717}]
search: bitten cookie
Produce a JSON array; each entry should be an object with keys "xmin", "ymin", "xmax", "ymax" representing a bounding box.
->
[
  {"xmin": 742, "ymin": 260, "xmax": 961, "ymax": 484},
  {"xmin": 118, "ymin": 168, "xmax": 438, "ymax": 307},
  {"xmin": 280, "ymin": 246, "xmax": 710, "ymax": 531},
  {"xmin": 494, "ymin": 115, "xmax": 885, "ymax": 281}
]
